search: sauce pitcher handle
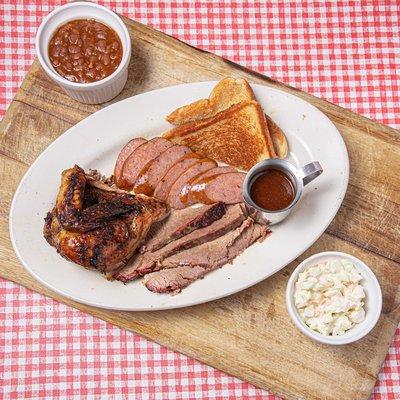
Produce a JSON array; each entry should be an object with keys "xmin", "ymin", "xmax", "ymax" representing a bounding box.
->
[{"xmin": 298, "ymin": 161, "xmax": 323, "ymax": 186}]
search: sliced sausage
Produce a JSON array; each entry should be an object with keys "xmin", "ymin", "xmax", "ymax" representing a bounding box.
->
[
  {"xmin": 153, "ymin": 154, "xmax": 202, "ymax": 201},
  {"xmin": 114, "ymin": 138, "xmax": 147, "ymax": 188},
  {"xmin": 133, "ymin": 144, "xmax": 191, "ymax": 196},
  {"xmin": 190, "ymin": 166, "xmax": 237, "ymax": 183},
  {"xmin": 120, "ymin": 137, "xmax": 173, "ymax": 189},
  {"xmin": 179, "ymin": 166, "xmax": 236, "ymax": 206},
  {"xmin": 167, "ymin": 160, "xmax": 217, "ymax": 209},
  {"xmin": 189, "ymin": 172, "xmax": 245, "ymax": 205}
]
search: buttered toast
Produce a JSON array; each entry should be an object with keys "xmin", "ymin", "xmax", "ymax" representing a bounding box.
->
[
  {"xmin": 264, "ymin": 114, "xmax": 288, "ymax": 160},
  {"xmin": 166, "ymin": 77, "xmax": 288, "ymax": 158},
  {"xmin": 166, "ymin": 78, "xmax": 255, "ymax": 124},
  {"xmin": 163, "ymin": 100, "xmax": 276, "ymax": 171}
]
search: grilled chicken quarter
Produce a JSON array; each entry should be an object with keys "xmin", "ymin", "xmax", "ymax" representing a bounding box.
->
[{"xmin": 43, "ymin": 165, "xmax": 168, "ymax": 275}]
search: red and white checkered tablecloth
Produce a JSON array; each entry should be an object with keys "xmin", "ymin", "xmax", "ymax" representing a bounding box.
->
[{"xmin": 1, "ymin": 1, "xmax": 399, "ymax": 399}]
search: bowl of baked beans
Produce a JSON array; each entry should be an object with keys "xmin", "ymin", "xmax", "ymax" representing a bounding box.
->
[{"xmin": 35, "ymin": 2, "xmax": 131, "ymax": 104}]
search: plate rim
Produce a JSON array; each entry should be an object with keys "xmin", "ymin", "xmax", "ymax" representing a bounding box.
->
[{"xmin": 9, "ymin": 81, "xmax": 350, "ymax": 311}]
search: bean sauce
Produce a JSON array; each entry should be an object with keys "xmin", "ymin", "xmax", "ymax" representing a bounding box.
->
[
  {"xmin": 48, "ymin": 19, "xmax": 123, "ymax": 83},
  {"xmin": 250, "ymin": 169, "xmax": 295, "ymax": 211}
]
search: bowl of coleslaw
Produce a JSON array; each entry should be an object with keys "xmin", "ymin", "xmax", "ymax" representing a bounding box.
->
[{"xmin": 286, "ymin": 251, "xmax": 382, "ymax": 345}]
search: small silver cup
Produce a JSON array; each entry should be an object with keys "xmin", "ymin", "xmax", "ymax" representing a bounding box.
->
[{"xmin": 243, "ymin": 159, "xmax": 323, "ymax": 225}]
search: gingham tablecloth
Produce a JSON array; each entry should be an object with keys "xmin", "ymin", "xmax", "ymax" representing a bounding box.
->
[{"xmin": 1, "ymin": 1, "xmax": 399, "ymax": 399}]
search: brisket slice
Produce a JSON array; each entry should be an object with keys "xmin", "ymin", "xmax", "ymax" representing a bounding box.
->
[
  {"xmin": 140, "ymin": 203, "xmax": 226, "ymax": 254},
  {"xmin": 160, "ymin": 217, "xmax": 252, "ymax": 269},
  {"xmin": 144, "ymin": 219, "xmax": 270, "ymax": 293},
  {"xmin": 114, "ymin": 204, "xmax": 247, "ymax": 282},
  {"xmin": 143, "ymin": 265, "xmax": 205, "ymax": 294}
]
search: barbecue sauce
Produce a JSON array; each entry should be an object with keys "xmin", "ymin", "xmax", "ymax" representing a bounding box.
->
[
  {"xmin": 250, "ymin": 169, "xmax": 294, "ymax": 211},
  {"xmin": 133, "ymin": 161, "xmax": 154, "ymax": 195},
  {"xmin": 180, "ymin": 174, "xmax": 219, "ymax": 205}
]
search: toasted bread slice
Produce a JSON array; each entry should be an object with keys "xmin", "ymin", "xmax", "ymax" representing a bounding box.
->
[
  {"xmin": 166, "ymin": 78, "xmax": 255, "ymax": 124},
  {"xmin": 163, "ymin": 101, "xmax": 276, "ymax": 170},
  {"xmin": 265, "ymin": 115, "xmax": 288, "ymax": 159},
  {"xmin": 166, "ymin": 77, "xmax": 288, "ymax": 158}
]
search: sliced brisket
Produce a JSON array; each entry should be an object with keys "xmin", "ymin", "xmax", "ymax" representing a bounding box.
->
[
  {"xmin": 160, "ymin": 217, "xmax": 252, "ymax": 269},
  {"xmin": 143, "ymin": 265, "xmax": 205, "ymax": 293},
  {"xmin": 144, "ymin": 219, "xmax": 269, "ymax": 293},
  {"xmin": 140, "ymin": 203, "xmax": 226, "ymax": 253},
  {"xmin": 114, "ymin": 204, "xmax": 247, "ymax": 282}
]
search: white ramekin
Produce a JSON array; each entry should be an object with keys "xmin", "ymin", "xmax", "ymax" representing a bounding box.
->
[
  {"xmin": 35, "ymin": 2, "xmax": 131, "ymax": 104},
  {"xmin": 286, "ymin": 251, "xmax": 382, "ymax": 345}
]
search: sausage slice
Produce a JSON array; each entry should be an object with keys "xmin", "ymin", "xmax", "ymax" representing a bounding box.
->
[
  {"xmin": 114, "ymin": 138, "xmax": 147, "ymax": 188},
  {"xmin": 120, "ymin": 138, "xmax": 173, "ymax": 189}
]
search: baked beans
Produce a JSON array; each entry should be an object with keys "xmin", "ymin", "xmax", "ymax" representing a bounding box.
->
[{"xmin": 48, "ymin": 19, "xmax": 123, "ymax": 83}]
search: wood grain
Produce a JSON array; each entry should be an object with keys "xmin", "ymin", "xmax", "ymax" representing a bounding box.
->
[{"xmin": 1, "ymin": 18, "xmax": 399, "ymax": 400}]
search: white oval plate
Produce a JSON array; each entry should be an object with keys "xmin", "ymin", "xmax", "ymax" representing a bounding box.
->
[{"xmin": 9, "ymin": 82, "xmax": 349, "ymax": 311}]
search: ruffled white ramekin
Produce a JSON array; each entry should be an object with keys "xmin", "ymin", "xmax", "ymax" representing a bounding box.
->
[{"xmin": 35, "ymin": 2, "xmax": 131, "ymax": 104}]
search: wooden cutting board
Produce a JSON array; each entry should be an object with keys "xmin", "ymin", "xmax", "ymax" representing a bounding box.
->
[{"xmin": 1, "ymin": 17, "xmax": 399, "ymax": 400}]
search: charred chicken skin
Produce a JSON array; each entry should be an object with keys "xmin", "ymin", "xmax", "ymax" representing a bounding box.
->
[{"xmin": 44, "ymin": 165, "xmax": 168, "ymax": 275}]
